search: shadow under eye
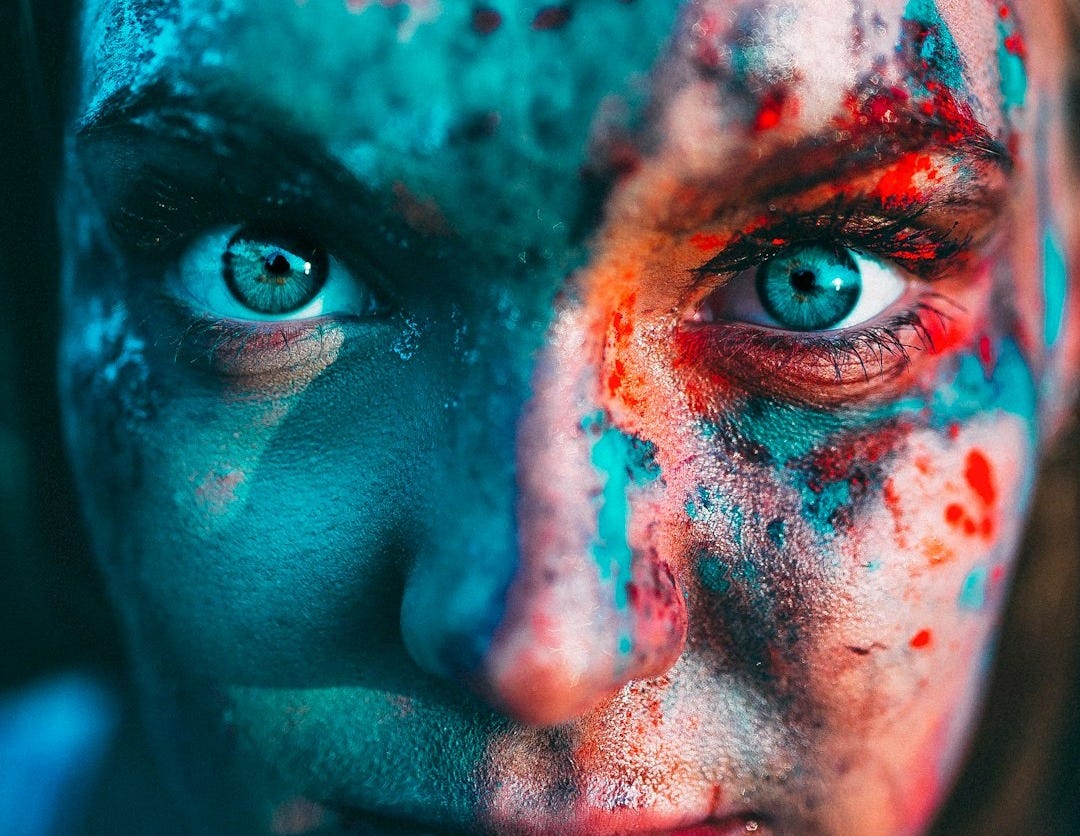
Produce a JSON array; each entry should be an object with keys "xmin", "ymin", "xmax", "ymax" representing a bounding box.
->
[{"xmin": 677, "ymin": 294, "xmax": 960, "ymax": 408}]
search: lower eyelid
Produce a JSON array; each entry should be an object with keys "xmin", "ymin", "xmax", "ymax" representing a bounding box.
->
[
  {"xmin": 676, "ymin": 292, "xmax": 963, "ymax": 407},
  {"xmin": 163, "ymin": 308, "xmax": 348, "ymax": 380}
]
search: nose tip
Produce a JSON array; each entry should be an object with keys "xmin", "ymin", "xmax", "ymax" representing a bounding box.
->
[
  {"xmin": 399, "ymin": 412, "xmax": 687, "ymax": 727},
  {"xmin": 399, "ymin": 311, "xmax": 688, "ymax": 727}
]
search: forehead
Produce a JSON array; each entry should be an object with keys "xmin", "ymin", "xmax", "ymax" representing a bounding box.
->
[{"xmin": 75, "ymin": 0, "xmax": 1020, "ymax": 247}]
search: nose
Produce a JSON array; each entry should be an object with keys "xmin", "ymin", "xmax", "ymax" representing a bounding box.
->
[{"xmin": 399, "ymin": 303, "xmax": 688, "ymax": 726}]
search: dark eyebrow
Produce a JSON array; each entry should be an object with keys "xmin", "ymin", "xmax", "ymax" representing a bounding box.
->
[
  {"xmin": 75, "ymin": 81, "xmax": 359, "ymax": 190},
  {"xmin": 685, "ymin": 83, "xmax": 1012, "ymax": 214}
]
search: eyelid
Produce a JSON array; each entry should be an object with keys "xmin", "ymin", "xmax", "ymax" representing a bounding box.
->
[
  {"xmin": 171, "ymin": 226, "xmax": 385, "ymax": 323},
  {"xmin": 687, "ymin": 200, "xmax": 974, "ymax": 286}
]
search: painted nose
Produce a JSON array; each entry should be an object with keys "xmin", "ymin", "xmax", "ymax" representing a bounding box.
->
[{"xmin": 399, "ymin": 304, "xmax": 687, "ymax": 727}]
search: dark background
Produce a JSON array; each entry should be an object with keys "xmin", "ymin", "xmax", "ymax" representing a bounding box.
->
[{"xmin": 2, "ymin": 1, "xmax": 1079, "ymax": 833}]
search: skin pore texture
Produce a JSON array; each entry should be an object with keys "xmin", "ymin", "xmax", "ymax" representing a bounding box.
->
[{"xmin": 58, "ymin": 0, "xmax": 1080, "ymax": 834}]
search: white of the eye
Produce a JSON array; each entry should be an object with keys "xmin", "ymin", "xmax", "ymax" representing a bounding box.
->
[
  {"xmin": 699, "ymin": 247, "xmax": 909, "ymax": 331},
  {"xmin": 171, "ymin": 227, "xmax": 372, "ymax": 322},
  {"xmin": 826, "ymin": 249, "xmax": 907, "ymax": 330}
]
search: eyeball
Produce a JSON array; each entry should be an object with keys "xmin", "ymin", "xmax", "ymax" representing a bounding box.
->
[
  {"xmin": 170, "ymin": 225, "xmax": 380, "ymax": 322},
  {"xmin": 698, "ymin": 244, "xmax": 908, "ymax": 332}
]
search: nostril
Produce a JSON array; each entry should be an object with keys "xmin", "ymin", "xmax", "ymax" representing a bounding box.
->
[
  {"xmin": 480, "ymin": 546, "xmax": 688, "ymax": 727},
  {"xmin": 398, "ymin": 534, "xmax": 516, "ymax": 686}
]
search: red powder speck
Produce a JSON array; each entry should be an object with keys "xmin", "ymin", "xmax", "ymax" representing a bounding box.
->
[
  {"xmin": 991, "ymin": 565, "xmax": 1006, "ymax": 585},
  {"xmin": 947, "ymin": 422, "xmax": 960, "ymax": 440},
  {"xmin": 945, "ymin": 503, "xmax": 964, "ymax": 524},
  {"xmin": 910, "ymin": 629, "xmax": 932, "ymax": 649},
  {"xmin": 999, "ymin": 4, "xmax": 1010, "ymax": 18},
  {"xmin": 471, "ymin": 6, "xmax": 502, "ymax": 34},
  {"xmin": 689, "ymin": 232, "xmax": 727, "ymax": 252},
  {"xmin": 752, "ymin": 87, "xmax": 792, "ymax": 132},
  {"xmin": 532, "ymin": 5, "xmax": 571, "ymax": 29},
  {"xmin": 1004, "ymin": 33, "xmax": 1026, "ymax": 58},
  {"xmin": 965, "ymin": 450, "xmax": 997, "ymax": 507},
  {"xmin": 977, "ymin": 334, "xmax": 995, "ymax": 376},
  {"xmin": 872, "ymin": 153, "xmax": 935, "ymax": 208}
]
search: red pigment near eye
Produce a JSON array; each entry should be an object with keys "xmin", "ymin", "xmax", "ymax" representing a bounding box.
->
[
  {"xmin": 977, "ymin": 335, "xmax": 995, "ymax": 377},
  {"xmin": 689, "ymin": 232, "xmax": 728, "ymax": 252},
  {"xmin": 944, "ymin": 450, "xmax": 997, "ymax": 539},
  {"xmin": 752, "ymin": 86, "xmax": 797, "ymax": 133},
  {"xmin": 1003, "ymin": 33, "xmax": 1026, "ymax": 58},
  {"xmin": 910, "ymin": 629, "xmax": 932, "ymax": 648},
  {"xmin": 965, "ymin": 450, "xmax": 996, "ymax": 506},
  {"xmin": 871, "ymin": 153, "xmax": 938, "ymax": 209}
]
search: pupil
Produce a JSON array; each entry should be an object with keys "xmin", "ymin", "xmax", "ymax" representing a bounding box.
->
[
  {"xmin": 265, "ymin": 253, "xmax": 292, "ymax": 275},
  {"xmin": 789, "ymin": 268, "xmax": 818, "ymax": 293}
]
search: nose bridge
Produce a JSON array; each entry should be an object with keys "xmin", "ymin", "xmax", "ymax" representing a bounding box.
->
[
  {"xmin": 399, "ymin": 292, "xmax": 689, "ymax": 725},
  {"xmin": 485, "ymin": 306, "xmax": 688, "ymax": 725}
]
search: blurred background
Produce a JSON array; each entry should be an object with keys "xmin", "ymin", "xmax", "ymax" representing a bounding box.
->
[{"xmin": 2, "ymin": 1, "xmax": 1079, "ymax": 833}]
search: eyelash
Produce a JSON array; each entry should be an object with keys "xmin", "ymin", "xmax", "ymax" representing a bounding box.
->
[
  {"xmin": 690, "ymin": 201, "xmax": 969, "ymax": 281},
  {"xmin": 681, "ymin": 203, "xmax": 975, "ymax": 393}
]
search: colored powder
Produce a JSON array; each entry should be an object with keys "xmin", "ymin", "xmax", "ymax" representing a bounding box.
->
[
  {"xmin": 901, "ymin": 0, "xmax": 966, "ymax": 92},
  {"xmin": 471, "ymin": 6, "xmax": 502, "ymax": 35},
  {"xmin": 964, "ymin": 450, "xmax": 996, "ymax": 506},
  {"xmin": 910, "ymin": 629, "xmax": 933, "ymax": 648},
  {"xmin": 958, "ymin": 566, "xmax": 988, "ymax": 610},
  {"xmin": 697, "ymin": 554, "xmax": 731, "ymax": 594},
  {"xmin": 532, "ymin": 5, "xmax": 572, "ymax": 30},
  {"xmin": 996, "ymin": 21, "xmax": 1027, "ymax": 109},
  {"xmin": 1043, "ymin": 228, "xmax": 1068, "ymax": 349},
  {"xmin": 766, "ymin": 518, "xmax": 786, "ymax": 548},
  {"xmin": 584, "ymin": 411, "xmax": 660, "ymax": 611}
]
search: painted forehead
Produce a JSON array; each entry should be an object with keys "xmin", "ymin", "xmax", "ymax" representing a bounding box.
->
[{"xmin": 76, "ymin": 0, "xmax": 1022, "ymax": 241}]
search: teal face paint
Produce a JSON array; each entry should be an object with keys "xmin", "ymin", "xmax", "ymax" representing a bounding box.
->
[
  {"xmin": 1043, "ymin": 228, "xmax": 1068, "ymax": 350},
  {"xmin": 996, "ymin": 11, "xmax": 1028, "ymax": 111},
  {"xmin": 900, "ymin": 0, "xmax": 967, "ymax": 92},
  {"xmin": 58, "ymin": 0, "xmax": 1076, "ymax": 833},
  {"xmin": 584, "ymin": 410, "xmax": 661, "ymax": 612},
  {"xmin": 958, "ymin": 565, "xmax": 988, "ymax": 611}
]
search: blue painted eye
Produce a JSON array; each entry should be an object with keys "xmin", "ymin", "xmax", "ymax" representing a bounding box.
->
[
  {"xmin": 223, "ymin": 229, "xmax": 327, "ymax": 315},
  {"xmin": 695, "ymin": 244, "xmax": 907, "ymax": 332},
  {"xmin": 755, "ymin": 245, "xmax": 860, "ymax": 331},
  {"xmin": 170, "ymin": 226, "xmax": 380, "ymax": 322}
]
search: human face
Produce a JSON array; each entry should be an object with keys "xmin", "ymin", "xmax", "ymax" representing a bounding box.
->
[{"xmin": 59, "ymin": 0, "xmax": 1078, "ymax": 833}]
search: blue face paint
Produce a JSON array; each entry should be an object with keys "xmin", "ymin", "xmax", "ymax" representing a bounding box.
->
[
  {"xmin": 1043, "ymin": 228, "xmax": 1068, "ymax": 350},
  {"xmin": 583, "ymin": 410, "xmax": 661, "ymax": 613},
  {"xmin": 996, "ymin": 18, "xmax": 1028, "ymax": 111},
  {"xmin": 900, "ymin": 0, "xmax": 966, "ymax": 93},
  {"xmin": 958, "ymin": 565, "xmax": 988, "ymax": 611}
]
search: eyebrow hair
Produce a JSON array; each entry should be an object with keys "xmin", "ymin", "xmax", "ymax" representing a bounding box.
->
[
  {"xmin": 696, "ymin": 85, "xmax": 1012, "ymax": 210},
  {"xmin": 77, "ymin": 76, "xmax": 1011, "ymax": 252}
]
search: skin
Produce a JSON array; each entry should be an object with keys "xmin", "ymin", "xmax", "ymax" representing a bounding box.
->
[{"xmin": 59, "ymin": 0, "xmax": 1080, "ymax": 834}]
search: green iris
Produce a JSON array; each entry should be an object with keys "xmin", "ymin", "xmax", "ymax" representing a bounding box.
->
[
  {"xmin": 222, "ymin": 228, "xmax": 327, "ymax": 315},
  {"xmin": 755, "ymin": 244, "xmax": 861, "ymax": 331}
]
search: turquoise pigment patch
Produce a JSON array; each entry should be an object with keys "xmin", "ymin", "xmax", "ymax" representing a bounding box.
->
[
  {"xmin": 582, "ymin": 410, "xmax": 660, "ymax": 612},
  {"xmin": 958, "ymin": 566, "xmax": 988, "ymax": 611},
  {"xmin": 996, "ymin": 21, "xmax": 1027, "ymax": 110},
  {"xmin": 901, "ymin": 0, "xmax": 966, "ymax": 91},
  {"xmin": 1043, "ymin": 228, "xmax": 1068, "ymax": 349}
]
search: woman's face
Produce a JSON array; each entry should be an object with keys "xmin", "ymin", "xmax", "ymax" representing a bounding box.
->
[{"xmin": 60, "ymin": 0, "xmax": 1078, "ymax": 833}]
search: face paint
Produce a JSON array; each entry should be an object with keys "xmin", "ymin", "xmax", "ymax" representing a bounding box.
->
[{"xmin": 59, "ymin": 0, "xmax": 1078, "ymax": 834}]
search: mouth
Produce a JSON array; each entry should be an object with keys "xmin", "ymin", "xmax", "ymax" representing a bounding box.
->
[
  {"xmin": 331, "ymin": 807, "xmax": 770, "ymax": 836},
  {"xmin": 667, "ymin": 816, "xmax": 772, "ymax": 836}
]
